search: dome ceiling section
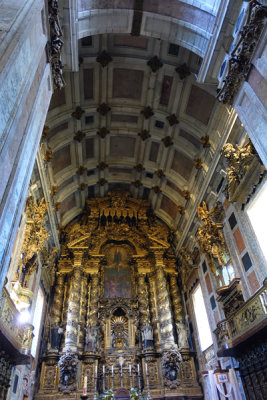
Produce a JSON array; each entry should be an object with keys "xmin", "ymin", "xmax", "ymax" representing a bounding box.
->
[
  {"xmin": 76, "ymin": 0, "xmax": 216, "ymax": 61},
  {"xmin": 44, "ymin": 34, "xmax": 225, "ymax": 235}
]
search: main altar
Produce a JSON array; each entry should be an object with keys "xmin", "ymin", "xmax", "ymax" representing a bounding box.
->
[{"xmin": 36, "ymin": 191, "xmax": 201, "ymax": 399}]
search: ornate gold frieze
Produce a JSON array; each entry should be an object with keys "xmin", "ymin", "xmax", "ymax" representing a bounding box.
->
[{"xmin": 215, "ymin": 279, "xmax": 267, "ymax": 350}]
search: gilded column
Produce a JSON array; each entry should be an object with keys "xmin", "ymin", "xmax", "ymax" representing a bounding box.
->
[
  {"xmin": 87, "ymin": 274, "xmax": 99, "ymax": 327},
  {"xmin": 78, "ymin": 273, "xmax": 88, "ymax": 352},
  {"xmin": 169, "ymin": 274, "xmax": 183, "ymax": 322},
  {"xmin": 154, "ymin": 250, "xmax": 175, "ymax": 348},
  {"xmin": 52, "ymin": 273, "xmax": 65, "ymax": 324},
  {"xmin": 148, "ymin": 273, "xmax": 161, "ymax": 348},
  {"xmin": 169, "ymin": 274, "xmax": 189, "ymax": 349},
  {"xmin": 137, "ymin": 274, "xmax": 150, "ymax": 328},
  {"xmin": 64, "ymin": 251, "xmax": 83, "ymax": 352}
]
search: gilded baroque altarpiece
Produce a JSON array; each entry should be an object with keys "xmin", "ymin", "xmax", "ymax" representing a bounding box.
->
[{"xmin": 37, "ymin": 191, "xmax": 201, "ymax": 399}]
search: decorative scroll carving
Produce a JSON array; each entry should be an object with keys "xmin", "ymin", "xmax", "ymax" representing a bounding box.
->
[
  {"xmin": 58, "ymin": 351, "xmax": 79, "ymax": 393},
  {"xmin": 48, "ymin": 0, "xmax": 65, "ymax": 89},
  {"xmin": 197, "ymin": 201, "xmax": 228, "ymax": 266},
  {"xmin": 218, "ymin": 1, "xmax": 267, "ymax": 104},
  {"xmin": 162, "ymin": 346, "xmax": 182, "ymax": 388}
]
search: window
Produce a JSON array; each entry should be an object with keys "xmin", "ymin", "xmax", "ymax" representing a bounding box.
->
[
  {"xmin": 31, "ymin": 287, "xmax": 45, "ymax": 358},
  {"xmin": 247, "ymin": 180, "xmax": 267, "ymax": 262},
  {"xmin": 192, "ymin": 284, "xmax": 213, "ymax": 351}
]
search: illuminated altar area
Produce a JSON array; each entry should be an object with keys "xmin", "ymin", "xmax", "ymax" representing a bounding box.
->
[{"xmin": 37, "ymin": 191, "xmax": 201, "ymax": 399}]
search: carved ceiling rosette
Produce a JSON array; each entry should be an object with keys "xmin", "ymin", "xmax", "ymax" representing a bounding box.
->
[{"xmin": 175, "ymin": 63, "xmax": 191, "ymax": 80}]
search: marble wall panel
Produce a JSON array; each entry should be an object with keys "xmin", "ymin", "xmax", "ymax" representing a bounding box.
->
[
  {"xmin": 83, "ymin": 69, "xmax": 94, "ymax": 99},
  {"xmin": 110, "ymin": 136, "xmax": 136, "ymax": 158},
  {"xmin": 171, "ymin": 150, "xmax": 193, "ymax": 180},
  {"xmin": 149, "ymin": 142, "xmax": 160, "ymax": 162},
  {"xmin": 85, "ymin": 137, "xmax": 94, "ymax": 159},
  {"xmin": 51, "ymin": 145, "xmax": 71, "ymax": 175},
  {"xmin": 113, "ymin": 68, "xmax": 143, "ymax": 100},
  {"xmin": 49, "ymin": 88, "xmax": 66, "ymax": 110},
  {"xmin": 161, "ymin": 195, "xmax": 178, "ymax": 220},
  {"xmin": 60, "ymin": 192, "xmax": 76, "ymax": 217},
  {"xmin": 186, "ymin": 85, "xmax": 215, "ymax": 125}
]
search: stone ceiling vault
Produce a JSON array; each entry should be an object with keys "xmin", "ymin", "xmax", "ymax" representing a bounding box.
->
[{"xmin": 41, "ymin": 1, "xmax": 241, "ymax": 249}]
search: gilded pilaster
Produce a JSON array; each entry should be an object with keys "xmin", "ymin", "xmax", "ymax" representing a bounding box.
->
[
  {"xmin": 52, "ymin": 273, "xmax": 64, "ymax": 324},
  {"xmin": 64, "ymin": 251, "xmax": 83, "ymax": 352},
  {"xmin": 154, "ymin": 250, "xmax": 175, "ymax": 348}
]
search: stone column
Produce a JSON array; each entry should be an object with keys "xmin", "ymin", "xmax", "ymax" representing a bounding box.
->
[
  {"xmin": 154, "ymin": 250, "xmax": 175, "ymax": 348},
  {"xmin": 64, "ymin": 251, "xmax": 83, "ymax": 352},
  {"xmin": 52, "ymin": 273, "xmax": 65, "ymax": 325},
  {"xmin": 78, "ymin": 273, "xmax": 88, "ymax": 352}
]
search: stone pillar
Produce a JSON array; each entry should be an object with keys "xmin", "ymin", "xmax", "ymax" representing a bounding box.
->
[
  {"xmin": 78, "ymin": 273, "xmax": 88, "ymax": 352},
  {"xmin": 52, "ymin": 273, "xmax": 65, "ymax": 325},
  {"xmin": 154, "ymin": 250, "xmax": 175, "ymax": 348},
  {"xmin": 64, "ymin": 251, "xmax": 83, "ymax": 352}
]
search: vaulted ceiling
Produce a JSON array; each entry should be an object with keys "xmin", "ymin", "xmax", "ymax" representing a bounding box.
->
[{"xmin": 39, "ymin": 1, "xmax": 242, "ymax": 249}]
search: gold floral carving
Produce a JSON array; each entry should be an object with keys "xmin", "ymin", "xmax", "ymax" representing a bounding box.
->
[{"xmin": 20, "ymin": 197, "xmax": 49, "ymax": 277}]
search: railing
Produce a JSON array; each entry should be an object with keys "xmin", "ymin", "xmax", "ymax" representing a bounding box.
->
[
  {"xmin": 215, "ymin": 279, "xmax": 267, "ymax": 349},
  {"xmin": 0, "ymin": 287, "xmax": 33, "ymax": 355}
]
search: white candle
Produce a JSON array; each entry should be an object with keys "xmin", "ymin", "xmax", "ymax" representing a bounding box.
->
[
  {"xmin": 111, "ymin": 365, "xmax": 114, "ymax": 375},
  {"xmin": 145, "ymin": 363, "xmax": 148, "ymax": 374},
  {"xmin": 103, "ymin": 365, "xmax": 105, "ymax": 374},
  {"xmin": 83, "ymin": 376, "xmax": 87, "ymax": 394},
  {"xmin": 137, "ymin": 364, "xmax": 140, "ymax": 375},
  {"xmin": 129, "ymin": 364, "xmax": 131, "ymax": 375},
  {"xmin": 95, "ymin": 365, "xmax": 97, "ymax": 377}
]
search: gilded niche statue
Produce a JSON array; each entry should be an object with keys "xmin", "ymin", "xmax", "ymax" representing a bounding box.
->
[
  {"xmin": 197, "ymin": 201, "xmax": 228, "ymax": 267},
  {"xmin": 37, "ymin": 191, "xmax": 202, "ymax": 400}
]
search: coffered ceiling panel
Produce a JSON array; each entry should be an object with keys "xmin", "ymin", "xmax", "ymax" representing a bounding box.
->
[{"xmin": 42, "ymin": 32, "xmax": 233, "ymax": 243}]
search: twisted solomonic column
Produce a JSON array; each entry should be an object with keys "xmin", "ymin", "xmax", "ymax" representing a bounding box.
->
[
  {"xmin": 137, "ymin": 273, "xmax": 150, "ymax": 329},
  {"xmin": 52, "ymin": 273, "xmax": 65, "ymax": 325},
  {"xmin": 154, "ymin": 250, "xmax": 175, "ymax": 349},
  {"xmin": 64, "ymin": 251, "xmax": 83, "ymax": 352},
  {"xmin": 148, "ymin": 273, "xmax": 161, "ymax": 348},
  {"xmin": 169, "ymin": 274, "xmax": 189, "ymax": 349},
  {"xmin": 78, "ymin": 273, "xmax": 88, "ymax": 352}
]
